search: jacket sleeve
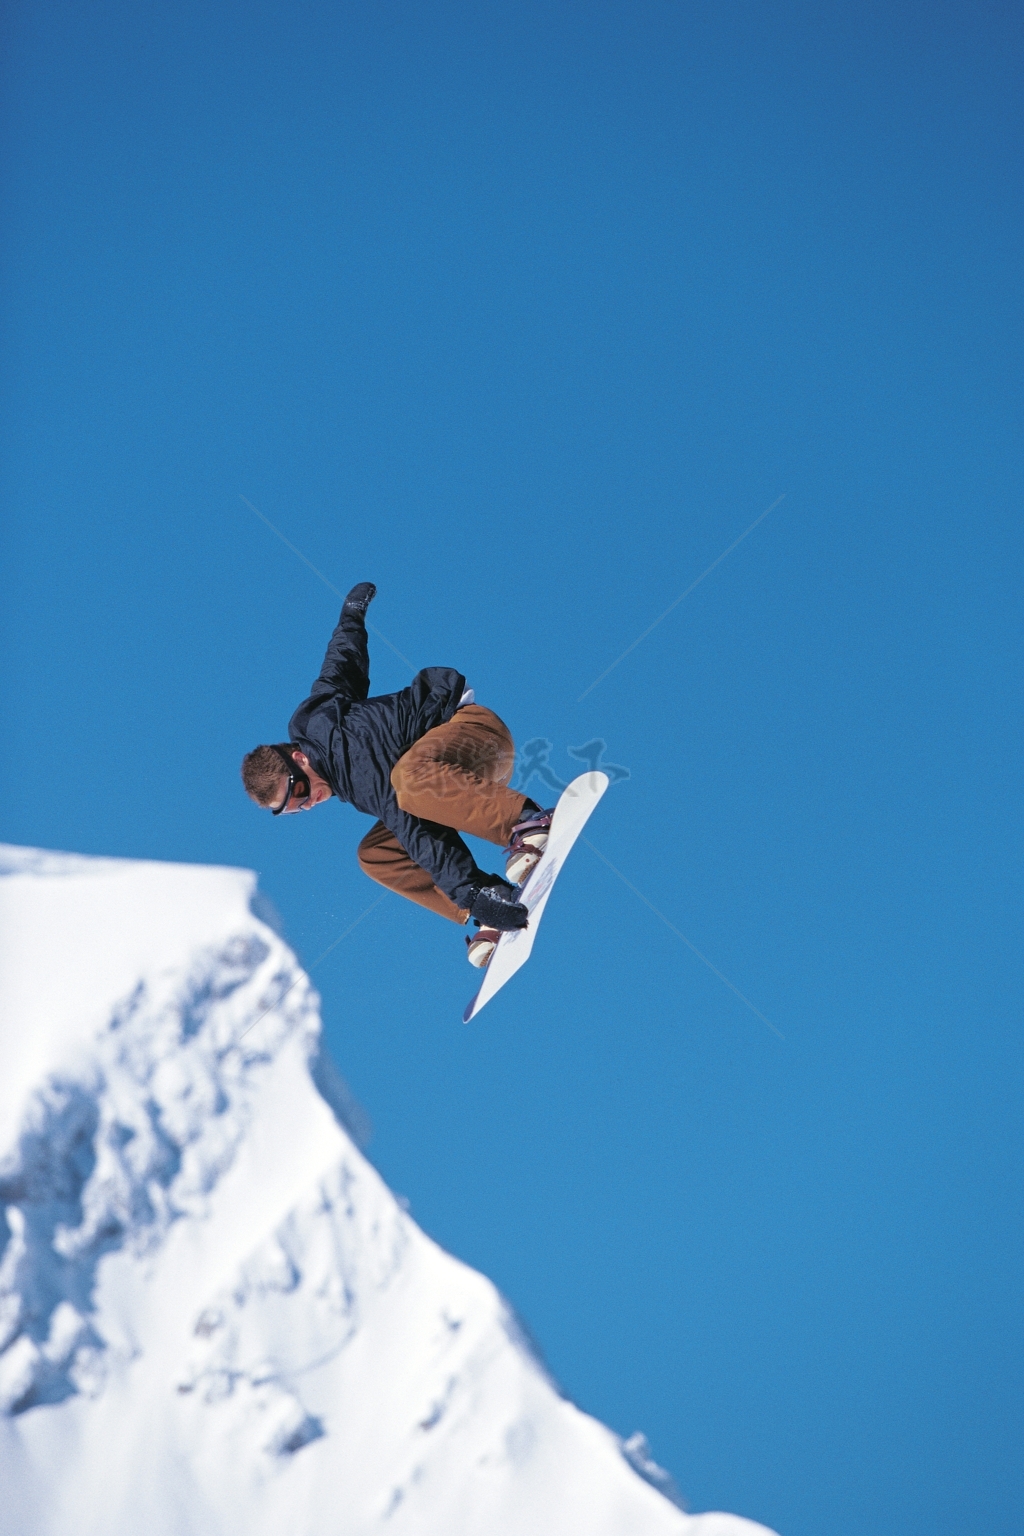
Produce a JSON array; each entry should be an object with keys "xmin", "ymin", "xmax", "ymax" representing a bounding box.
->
[
  {"xmin": 311, "ymin": 607, "xmax": 371, "ymax": 703},
  {"xmin": 379, "ymin": 798, "xmax": 490, "ymax": 912}
]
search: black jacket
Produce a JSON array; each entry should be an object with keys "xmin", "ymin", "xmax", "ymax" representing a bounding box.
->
[{"xmin": 288, "ymin": 607, "xmax": 488, "ymax": 908}]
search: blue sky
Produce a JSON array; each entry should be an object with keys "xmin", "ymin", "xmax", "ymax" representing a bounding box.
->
[{"xmin": 2, "ymin": 2, "xmax": 1022, "ymax": 1531}]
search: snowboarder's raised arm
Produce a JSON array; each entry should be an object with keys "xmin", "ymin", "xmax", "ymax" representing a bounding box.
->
[{"xmin": 313, "ymin": 582, "xmax": 376, "ymax": 703}]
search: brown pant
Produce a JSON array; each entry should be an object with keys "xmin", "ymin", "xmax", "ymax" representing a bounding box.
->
[{"xmin": 357, "ymin": 705, "xmax": 528, "ymax": 925}]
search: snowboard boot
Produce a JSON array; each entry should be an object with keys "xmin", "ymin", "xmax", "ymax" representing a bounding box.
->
[
  {"xmin": 465, "ymin": 925, "xmax": 501, "ymax": 968},
  {"xmin": 504, "ymin": 806, "xmax": 555, "ymax": 887}
]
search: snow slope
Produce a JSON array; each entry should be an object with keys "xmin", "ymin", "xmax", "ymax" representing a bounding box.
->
[{"xmin": 0, "ymin": 846, "xmax": 776, "ymax": 1536}]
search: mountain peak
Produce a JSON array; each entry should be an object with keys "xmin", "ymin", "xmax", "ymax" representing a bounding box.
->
[{"xmin": 0, "ymin": 847, "xmax": 775, "ymax": 1536}]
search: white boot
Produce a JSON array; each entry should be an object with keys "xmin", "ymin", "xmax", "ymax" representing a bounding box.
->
[
  {"xmin": 466, "ymin": 926, "xmax": 500, "ymax": 968},
  {"xmin": 503, "ymin": 808, "xmax": 554, "ymax": 887}
]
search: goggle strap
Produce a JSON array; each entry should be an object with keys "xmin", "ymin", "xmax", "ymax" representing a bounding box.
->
[{"xmin": 271, "ymin": 743, "xmax": 300, "ymax": 774}]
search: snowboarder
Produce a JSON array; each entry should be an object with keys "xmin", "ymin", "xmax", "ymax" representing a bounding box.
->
[{"xmin": 241, "ymin": 583, "xmax": 553, "ymax": 967}]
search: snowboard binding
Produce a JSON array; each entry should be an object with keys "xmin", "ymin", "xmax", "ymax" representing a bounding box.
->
[{"xmin": 503, "ymin": 808, "xmax": 555, "ymax": 887}]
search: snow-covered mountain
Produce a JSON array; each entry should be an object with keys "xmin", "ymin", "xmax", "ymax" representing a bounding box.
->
[{"xmin": 0, "ymin": 846, "xmax": 775, "ymax": 1536}]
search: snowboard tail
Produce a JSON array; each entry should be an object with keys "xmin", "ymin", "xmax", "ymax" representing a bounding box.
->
[{"xmin": 463, "ymin": 771, "xmax": 609, "ymax": 1022}]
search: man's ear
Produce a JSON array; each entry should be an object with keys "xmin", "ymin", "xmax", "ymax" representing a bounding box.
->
[{"xmin": 293, "ymin": 751, "xmax": 311, "ymax": 771}]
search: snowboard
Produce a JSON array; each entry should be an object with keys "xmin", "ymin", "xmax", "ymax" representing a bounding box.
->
[{"xmin": 463, "ymin": 770, "xmax": 609, "ymax": 1022}]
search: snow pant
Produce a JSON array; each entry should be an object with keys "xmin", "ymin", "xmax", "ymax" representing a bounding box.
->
[{"xmin": 356, "ymin": 705, "xmax": 529, "ymax": 925}]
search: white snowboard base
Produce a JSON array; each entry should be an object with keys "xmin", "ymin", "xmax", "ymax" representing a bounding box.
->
[{"xmin": 463, "ymin": 771, "xmax": 609, "ymax": 1022}]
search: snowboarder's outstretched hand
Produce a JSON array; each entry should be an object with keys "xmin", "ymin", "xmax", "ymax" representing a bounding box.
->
[
  {"xmin": 469, "ymin": 881, "xmax": 530, "ymax": 932},
  {"xmin": 343, "ymin": 582, "xmax": 377, "ymax": 616}
]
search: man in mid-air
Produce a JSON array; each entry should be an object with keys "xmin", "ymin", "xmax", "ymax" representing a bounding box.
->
[{"xmin": 241, "ymin": 582, "xmax": 552, "ymax": 968}]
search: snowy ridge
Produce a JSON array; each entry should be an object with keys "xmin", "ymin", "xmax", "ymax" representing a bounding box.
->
[{"xmin": 0, "ymin": 846, "xmax": 776, "ymax": 1536}]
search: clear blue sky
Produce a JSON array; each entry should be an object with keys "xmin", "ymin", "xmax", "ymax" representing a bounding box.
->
[{"xmin": 2, "ymin": 3, "xmax": 1021, "ymax": 1531}]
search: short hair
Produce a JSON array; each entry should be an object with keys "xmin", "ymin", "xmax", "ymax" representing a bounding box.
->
[{"xmin": 241, "ymin": 744, "xmax": 296, "ymax": 807}]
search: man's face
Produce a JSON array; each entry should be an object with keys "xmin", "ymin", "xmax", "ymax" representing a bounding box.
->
[{"xmin": 274, "ymin": 751, "xmax": 333, "ymax": 814}]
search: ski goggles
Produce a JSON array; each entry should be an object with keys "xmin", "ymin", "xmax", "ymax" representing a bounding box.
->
[{"xmin": 270, "ymin": 744, "xmax": 312, "ymax": 815}]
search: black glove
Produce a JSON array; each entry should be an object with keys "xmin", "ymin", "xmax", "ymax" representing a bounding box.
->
[
  {"xmin": 469, "ymin": 881, "xmax": 530, "ymax": 932},
  {"xmin": 342, "ymin": 582, "xmax": 376, "ymax": 616}
]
